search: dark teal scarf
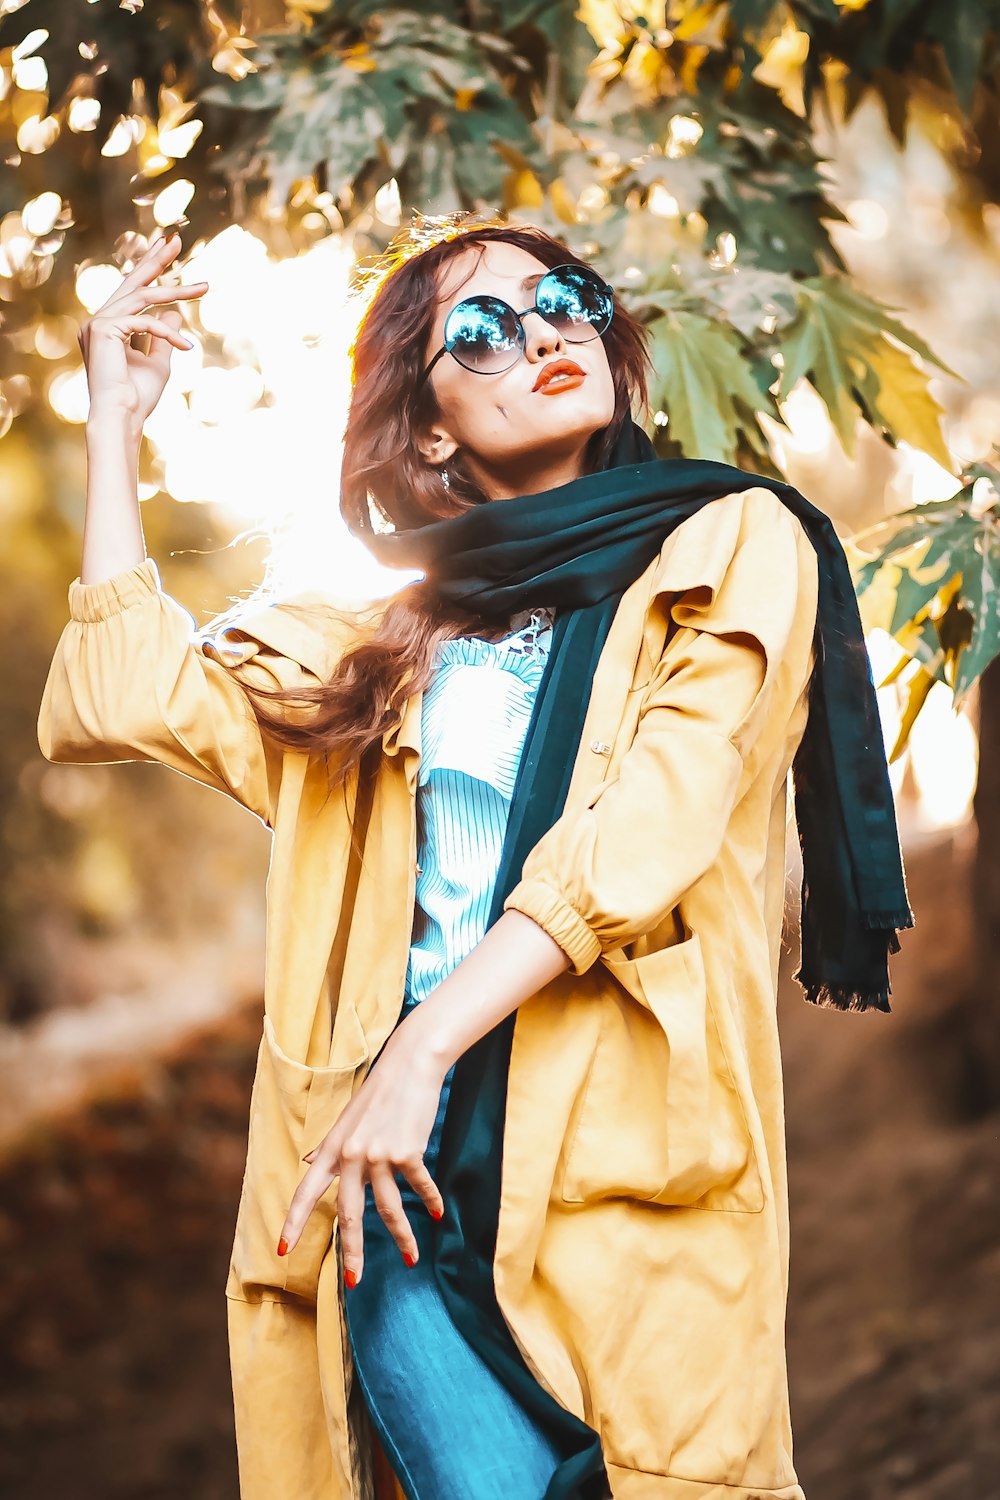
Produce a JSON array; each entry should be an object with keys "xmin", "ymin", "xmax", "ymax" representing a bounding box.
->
[{"xmin": 352, "ymin": 418, "xmax": 913, "ymax": 1499}]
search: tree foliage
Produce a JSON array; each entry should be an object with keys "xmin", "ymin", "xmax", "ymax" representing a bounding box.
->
[
  {"xmin": 3, "ymin": 0, "xmax": 994, "ymax": 478},
  {"xmin": 855, "ymin": 463, "xmax": 1000, "ymax": 756},
  {"xmin": 0, "ymin": 0, "xmax": 997, "ymax": 639}
]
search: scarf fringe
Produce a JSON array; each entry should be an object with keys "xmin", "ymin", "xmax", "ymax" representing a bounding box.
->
[
  {"xmin": 861, "ymin": 909, "xmax": 915, "ymax": 935},
  {"xmin": 795, "ymin": 969, "xmax": 893, "ymax": 1014}
]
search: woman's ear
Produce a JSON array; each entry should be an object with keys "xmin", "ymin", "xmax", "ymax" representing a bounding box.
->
[{"xmin": 415, "ymin": 421, "xmax": 458, "ymax": 468}]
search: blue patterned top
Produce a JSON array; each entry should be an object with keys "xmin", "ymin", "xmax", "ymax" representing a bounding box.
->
[{"xmin": 403, "ymin": 606, "xmax": 554, "ymax": 1010}]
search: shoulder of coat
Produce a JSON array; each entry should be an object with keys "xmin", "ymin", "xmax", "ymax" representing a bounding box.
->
[
  {"xmin": 197, "ymin": 589, "xmax": 391, "ymax": 682},
  {"xmin": 647, "ymin": 484, "xmax": 812, "ymax": 603}
]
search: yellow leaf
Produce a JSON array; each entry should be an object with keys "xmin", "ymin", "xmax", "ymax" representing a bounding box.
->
[
  {"xmin": 341, "ymin": 43, "xmax": 377, "ymax": 72},
  {"xmin": 680, "ymin": 43, "xmax": 708, "ymax": 93},
  {"xmin": 890, "ymin": 665, "xmax": 936, "ymax": 761},
  {"xmin": 623, "ymin": 38, "xmax": 673, "ymax": 97},
  {"xmin": 673, "ymin": 1, "xmax": 719, "ymax": 41},
  {"xmin": 852, "ymin": 552, "xmax": 902, "ymax": 634},
  {"xmin": 753, "ymin": 20, "xmax": 810, "ymax": 114},
  {"xmin": 549, "ymin": 177, "xmax": 579, "ymax": 225},
  {"xmin": 867, "ymin": 342, "xmax": 953, "ymax": 470},
  {"xmin": 578, "ymin": 0, "xmax": 626, "ymax": 49},
  {"xmin": 879, "ymin": 650, "xmax": 912, "ymax": 688},
  {"xmin": 455, "ymin": 87, "xmax": 478, "ymax": 111},
  {"xmin": 723, "ymin": 61, "xmax": 742, "ymax": 92},
  {"xmin": 504, "ymin": 169, "xmax": 544, "ymax": 212}
]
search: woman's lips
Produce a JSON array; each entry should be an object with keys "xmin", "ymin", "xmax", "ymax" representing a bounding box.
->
[{"xmin": 533, "ymin": 358, "xmax": 586, "ymax": 394}]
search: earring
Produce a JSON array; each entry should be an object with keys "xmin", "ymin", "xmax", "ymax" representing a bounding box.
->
[{"xmin": 441, "ymin": 467, "xmax": 450, "ymax": 490}]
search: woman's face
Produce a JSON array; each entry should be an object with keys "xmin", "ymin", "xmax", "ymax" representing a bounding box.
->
[{"xmin": 416, "ymin": 241, "xmax": 617, "ymax": 499}]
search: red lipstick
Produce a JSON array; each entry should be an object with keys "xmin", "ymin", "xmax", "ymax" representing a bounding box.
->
[{"xmin": 533, "ymin": 358, "xmax": 586, "ymax": 394}]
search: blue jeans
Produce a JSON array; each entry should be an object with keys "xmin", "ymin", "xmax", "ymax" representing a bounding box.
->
[{"xmin": 342, "ymin": 995, "xmax": 566, "ymax": 1500}]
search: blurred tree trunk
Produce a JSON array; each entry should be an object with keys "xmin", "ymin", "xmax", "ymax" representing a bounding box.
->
[{"xmin": 969, "ymin": 659, "xmax": 1000, "ymax": 1111}]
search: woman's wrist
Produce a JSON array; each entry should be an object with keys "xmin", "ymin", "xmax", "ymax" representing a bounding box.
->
[
  {"xmin": 86, "ymin": 405, "xmax": 144, "ymax": 452},
  {"xmin": 391, "ymin": 998, "xmax": 460, "ymax": 1079}
]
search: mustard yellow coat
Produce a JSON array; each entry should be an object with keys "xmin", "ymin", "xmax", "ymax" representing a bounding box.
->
[{"xmin": 38, "ymin": 485, "xmax": 820, "ymax": 1500}]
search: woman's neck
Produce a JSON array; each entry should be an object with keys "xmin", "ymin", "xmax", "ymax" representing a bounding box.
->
[{"xmin": 466, "ymin": 444, "xmax": 590, "ymax": 501}]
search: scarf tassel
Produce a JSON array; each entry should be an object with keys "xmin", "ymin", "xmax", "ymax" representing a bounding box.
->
[
  {"xmin": 795, "ymin": 970, "xmax": 894, "ymax": 1014},
  {"xmin": 861, "ymin": 910, "xmax": 916, "ymax": 936}
]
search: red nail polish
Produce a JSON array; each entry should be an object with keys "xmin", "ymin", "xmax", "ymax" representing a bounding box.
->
[
  {"xmin": 430, "ymin": 1206, "xmax": 443, "ymax": 1221},
  {"xmin": 403, "ymin": 1251, "xmax": 417, "ymax": 1268},
  {"xmin": 345, "ymin": 1267, "xmax": 358, "ymax": 1289},
  {"xmin": 277, "ymin": 1237, "xmax": 288, "ymax": 1257}
]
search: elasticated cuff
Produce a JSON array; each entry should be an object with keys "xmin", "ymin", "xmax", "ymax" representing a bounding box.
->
[
  {"xmin": 502, "ymin": 877, "xmax": 602, "ymax": 975},
  {"xmin": 68, "ymin": 556, "xmax": 163, "ymax": 623}
]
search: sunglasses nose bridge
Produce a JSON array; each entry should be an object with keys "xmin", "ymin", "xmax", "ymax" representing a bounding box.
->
[{"xmin": 519, "ymin": 304, "xmax": 568, "ymax": 359}]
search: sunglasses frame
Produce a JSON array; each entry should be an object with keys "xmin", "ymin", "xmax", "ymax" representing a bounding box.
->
[{"xmin": 419, "ymin": 263, "xmax": 614, "ymax": 384}]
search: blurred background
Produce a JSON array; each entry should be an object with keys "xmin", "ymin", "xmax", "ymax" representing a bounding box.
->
[{"xmin": 1, "ymin": 2, "xmax": 998, "ymax": 1497}]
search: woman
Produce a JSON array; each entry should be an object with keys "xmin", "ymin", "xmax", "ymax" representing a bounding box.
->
[{"xmin": 38, "ymin": 215, "xmax": 911, "ymax": 1500}]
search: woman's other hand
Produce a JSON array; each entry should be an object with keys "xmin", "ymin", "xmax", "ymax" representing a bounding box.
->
[
  {"xmin": 79, "ymin": 229, "xmax": 207, "ymax": 430},
  {"xmin": 276, "ymin": 1017, "xmax": 447, "ymax": 1287}
]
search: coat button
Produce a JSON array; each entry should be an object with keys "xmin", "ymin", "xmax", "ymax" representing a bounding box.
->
[{"xmin": 589, "ymin": 739, "xmax": 612, "ymax": 756}]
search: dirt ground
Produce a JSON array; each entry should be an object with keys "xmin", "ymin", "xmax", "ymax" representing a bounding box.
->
[{"xmin": 0, "ymin": 827, "xmax": 996, "ymax": 1500}]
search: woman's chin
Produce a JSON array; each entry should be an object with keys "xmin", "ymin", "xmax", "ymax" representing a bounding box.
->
[{"xmin": 524, "ymin": 391, "xmax": 613, "ymax": 448}]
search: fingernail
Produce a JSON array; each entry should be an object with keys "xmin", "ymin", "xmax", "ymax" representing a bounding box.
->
[
  {"xmin": 277, "ymin": 1236, "xmax": 289, "ymax": 1257},
  {"xmin": 345, "ymin": 1267, "xmax": 359, "ymax": 1289},
  {"xmin": 180, "ymin": 337, "xmax": 194, "ymax": 349},
  {"xmin": 403, "ymin": 1250, "xmax": 417, "ymax": 1268},
  {"xmin": 430, "ymin": 1206, "xmax": 443, "ymax": 1220}
]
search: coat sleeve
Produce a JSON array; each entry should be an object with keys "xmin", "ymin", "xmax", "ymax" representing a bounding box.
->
[
  {"xmin": 501, "ymin": 487, "xmax": 820, "ymax": 973},
  {"xmin": 36, "ymin": 555, "xmax": 351, "ymax": 827}
]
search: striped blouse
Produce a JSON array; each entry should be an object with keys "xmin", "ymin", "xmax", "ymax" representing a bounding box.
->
[{"xmin": 402, "ymin": 606, "xmax": 555, "ymax": 1012}]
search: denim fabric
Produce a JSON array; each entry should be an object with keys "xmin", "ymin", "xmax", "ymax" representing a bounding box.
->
[{"xmin": 342, "ymin": 994, "xmax": 566, "ymax": 1500}]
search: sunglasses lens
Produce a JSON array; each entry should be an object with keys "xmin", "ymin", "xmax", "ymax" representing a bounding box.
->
[
  {"xmin": 444, "ymin": 294, "xmax": 523, "ymax": 373},
  {"xmin": 536, "ymin": 264, "xmax": 614, "ymax": 342}
]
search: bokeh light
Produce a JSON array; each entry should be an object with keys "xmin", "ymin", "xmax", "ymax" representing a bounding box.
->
[{"xmin": 108, "ymin": 224, "xmax": 423, "ymax": 605}]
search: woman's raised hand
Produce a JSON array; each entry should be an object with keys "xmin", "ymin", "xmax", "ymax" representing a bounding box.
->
[{"xmin": 78, "ymin": 229, "xmax": 208, "ymax": 429}]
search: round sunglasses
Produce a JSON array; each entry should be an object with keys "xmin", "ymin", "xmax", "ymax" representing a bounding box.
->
[{"xmin": 420, "ymin": 262, "xmax": 615, "ymax": 382}]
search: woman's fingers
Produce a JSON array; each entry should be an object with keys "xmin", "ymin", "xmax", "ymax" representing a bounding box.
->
[
  {"xmin": 101, "ymin": 312, "xmax": 193, "ymax": 351},
  {"xmin": 91, "ymin": 232, "xmax": 177, "ymax": 319},
  {"xmin": 336, "ymin": 1160, "xmax": 368, "ymax": 1288},
  {"xmin": 368, "ymin": 1165, "xmax": 419, "ymax": 1267},
  {"xmin": 401, "ymin": 1158, "xmax": 445, "ymax": 1224},
  {"xmin": 87, "ymin": 233, "xmax": 207, "ymax": 335},
  {"xmin": 117, "ymin": 281, "xmax": 208, "ymax": 310},
  {"xmin": 121, "ymin": 229, "xmax": 182, "ymax": 292},
  {"xmin": 276, "ymin": 1153, "xmax": 341, "ymax": 1259}
]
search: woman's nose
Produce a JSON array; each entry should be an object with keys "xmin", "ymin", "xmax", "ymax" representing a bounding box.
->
[{"xmin": 522, "ymin": 311, "xmax": 566, "ymax": 362}]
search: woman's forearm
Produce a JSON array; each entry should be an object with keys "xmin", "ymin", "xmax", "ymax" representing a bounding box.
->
[
  {"xmin": 80, "ymin": 414, "xmax": 147, "ymax": 585},
  {"xmin": 397, "ymin": 908, "xmax": 572, "ymax": 1075}
]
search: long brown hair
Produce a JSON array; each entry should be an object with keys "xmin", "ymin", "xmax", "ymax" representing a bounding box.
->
[{"xmin": 232, "ymin": 213, "xmax": 652, "ymax": 789}]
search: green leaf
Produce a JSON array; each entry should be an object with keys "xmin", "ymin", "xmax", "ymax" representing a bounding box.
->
[
  {"xmin": 818, "ymin": 279, "xmax": 960, "ymax": 378},
  {"xmin": 647, "ymin": 310, "xmax": 768, "ymax": 463},
  {"xmin": 779, "ymin": 279, "xmax": 956, "ymax": 463},
  {"xmin": 932, "ymin": 0, "xmax": 996, "ymax": 113},
  {"xmin": 955, "ymin": 526, "xmax": 1000, "ymax": 698},
  {"xmin": 888, "ymin": 553, "xmax": 961, "ymax": 637},
  {"xmin": 909, "ymin": 614, "xmax": 951, "ymax": 687}
]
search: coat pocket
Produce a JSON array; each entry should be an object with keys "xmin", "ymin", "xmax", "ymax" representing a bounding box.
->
[
  {"xmin": 225, "ymin": 1004, "xmax": 370, "ymax": 1304},
  {"xmin": 560, "ymin": 932, "xmax": 764, "ymax": 1212}
]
